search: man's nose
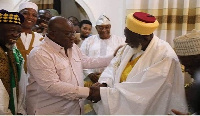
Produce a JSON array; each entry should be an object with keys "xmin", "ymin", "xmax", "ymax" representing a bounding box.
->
[
  {"xmin": 27, "ymin": 14, "xmax": 35, "ymax": 19},
  {"xmin": 102, "ymin": 28, "xmax": 106, "ymax": 31},
  {"xmin": 86, "ymin": 30, "xmax": 90, "ymax": 33}
]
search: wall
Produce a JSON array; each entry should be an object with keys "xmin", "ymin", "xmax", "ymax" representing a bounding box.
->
[
  {"xmin": 61, "ymin": 0, "xmax": 81, "ymax": 20},
  {"xmin": 75, "ymin": 0, "xmax": 126, "ymax": 37},
  {"xmin": 0, "ymin": 0, "xmax": 28, "ymax": 11}
]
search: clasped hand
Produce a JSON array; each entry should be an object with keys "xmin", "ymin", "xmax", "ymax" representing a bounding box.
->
[
  {"xmin": 87, "ymin": 82, "xmax": 107, "ymax": 103},
  {"xmin": 88, "ymin": 72, "xmax": 101, "ymax": 83}
]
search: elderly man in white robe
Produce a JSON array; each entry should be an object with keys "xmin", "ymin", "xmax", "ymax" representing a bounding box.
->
[
  {"xmin": 80, "ymin": 15, "xmax": 125, "ymax": 114},
  {"xmin": 87, "ymin": 12, "xmax": 188, "ymax": 115},
  {"xmin": 80, "ymin": 15, "xmax": 125, "ymax": 86}
]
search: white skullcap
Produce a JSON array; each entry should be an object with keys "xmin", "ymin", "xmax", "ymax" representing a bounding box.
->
[
  {"xmin": 19, "ymin": 2, "xmax": 38, "ymax": 12},
  {"xmin": 96, "ymin": 14, "xmax": 111, "ymax": 25},
  {"xmin": 174, "ymin": 29, "xmax": 200, "ymax": 56}
]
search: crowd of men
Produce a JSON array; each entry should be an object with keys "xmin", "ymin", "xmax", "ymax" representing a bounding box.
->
[{"xmin": 0, "ymin": 1, "xmax": 200, "ymax": 115}]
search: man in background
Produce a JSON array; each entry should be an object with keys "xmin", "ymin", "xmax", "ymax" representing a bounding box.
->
[
  {"xmin": 87, "ymin": 12, "xmax": 188, "ymax": 115},
  {"xmin": 77, "ymin": 20, "xmax": 92, "ymax": 47},
  {"xmin": 68, "ymin": 16, "xmax": 80, "ymax": 33},
  {"xmin": 32, "ymin": 9, "xmax": 52, "ymax": 36},
  {"xmin": 17, "ymin": 2, "xmax": 43, "ymax": 91},
  {"xmin": 0, "ymin": 9, "xmax": 25, "ymax": 115},
  {"xmin": 172, "ymin": 29, "xmax": 200, "ymax": 115},
  {"xmin": 80, "ymin": 15, "xmax": 125, "ymax": 87},
  {"xmin": 80, "ymin": 15, "xmax": 125, "ymax": 114}
]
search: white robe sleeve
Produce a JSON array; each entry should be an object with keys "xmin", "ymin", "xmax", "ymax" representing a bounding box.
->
[
  {"xmin": 80, "ymin": 39, "xmax": 113, "ymax": 77},
  {"xmin": 95, "ymin": 57, "xmax": 188, "ymax": 115},
  {"xmin": 97, "ymin": 46, "xmax": 125, "ymax": 87},
  {"xmin": 80, "ymin": 38, "xmax": 93, "ymax": 78},
  {"xmin": 0, "ymin": 80, "xmax": 12, "ymax": 115}
]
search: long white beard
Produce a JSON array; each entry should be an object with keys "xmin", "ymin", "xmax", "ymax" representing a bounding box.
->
[{"xmin": 132, "ymin": 43, "xmax": 142, "ymax": 53}]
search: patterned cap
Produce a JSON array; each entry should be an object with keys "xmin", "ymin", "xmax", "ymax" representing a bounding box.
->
[
  {"xmin": 19, "ymin": 2, "xmax": 38, "ymax": 12},
  {"xmin": 0, "ymin": 9, "xmax": 24, "ymax": 25},
  {"xmin": 126, "ymin": 12, "xmax": 159, "ymax": 35},
  {"xmin": 174, "ymin": 29, "xmax": 200, "ymax": 56},
  {"xmin": 96, "ymin": 14, "xmax": 111, "ymax": 25}
]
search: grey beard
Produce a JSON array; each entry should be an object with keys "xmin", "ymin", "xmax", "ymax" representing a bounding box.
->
[{"xmin": 5, "ymin": 44, "xmax": 14, "ymax": 50}]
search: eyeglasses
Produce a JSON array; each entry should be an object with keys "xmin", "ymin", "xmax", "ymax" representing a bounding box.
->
[{"xmin": 64, "ymin": 31, "xmax": 76, "ymax": 37}]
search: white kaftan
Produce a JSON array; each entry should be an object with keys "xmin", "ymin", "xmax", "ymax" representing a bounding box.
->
[
  {"xmin": 0, "ymin": 80, "xmax": 12, "ymax": 115},
  {"xmin": 94, "ymin": 35, "xmax": 188, "ymax": 115},
  {"xmin": 16, "ymin": 32, "xmax": 43, "ymax": 114}
]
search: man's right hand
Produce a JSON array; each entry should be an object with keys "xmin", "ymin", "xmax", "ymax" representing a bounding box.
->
[{"xmin": 87, "ymin": 86, "xmax": 101, "ymax": 103}]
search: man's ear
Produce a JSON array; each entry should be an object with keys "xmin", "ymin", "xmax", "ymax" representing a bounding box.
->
[{"xmin": 47, "ymin": 31, "xmax": 55, "ymax": 39}]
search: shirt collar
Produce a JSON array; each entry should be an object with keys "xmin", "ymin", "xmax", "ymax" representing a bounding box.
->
[{"xmin": 43, "ymin": 35, "xmax": 65, "ymax": 53}]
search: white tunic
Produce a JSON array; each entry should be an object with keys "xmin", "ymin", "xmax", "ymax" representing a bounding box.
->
[
  {"xmin": 20, "ymin": 32, "xmax": 42, "ymax": 50},
  {"xmin": 80, "ymin": 34, "xmax": 125, "ymax": 77},
  {"xmin": 17, "ymin": 32, "xmax": 43, "ymax": 114},
  {"xmin": 0, "ymin": 80, "xmax": 12, "ymax": 114},
  {"xmin": 94, "ymin": 35, "xmax": 188, "ymax": 115}
]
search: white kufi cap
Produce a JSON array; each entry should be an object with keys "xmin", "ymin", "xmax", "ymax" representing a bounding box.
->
[
  {"xmin": 96, "ymin": 14, "xmax": 111, "ymax": 25},
  {"xmin": 19, "ymin": 2, "xmax": 38, "ymax": 12},
  {"xmin": 174, "ymin": 29, "xmax": 200, "ymax": 56}
]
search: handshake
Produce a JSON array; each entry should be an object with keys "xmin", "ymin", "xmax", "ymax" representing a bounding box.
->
[{"xmin": 87, "ymin": 82, "xmax": 107, "ymax": 103}]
